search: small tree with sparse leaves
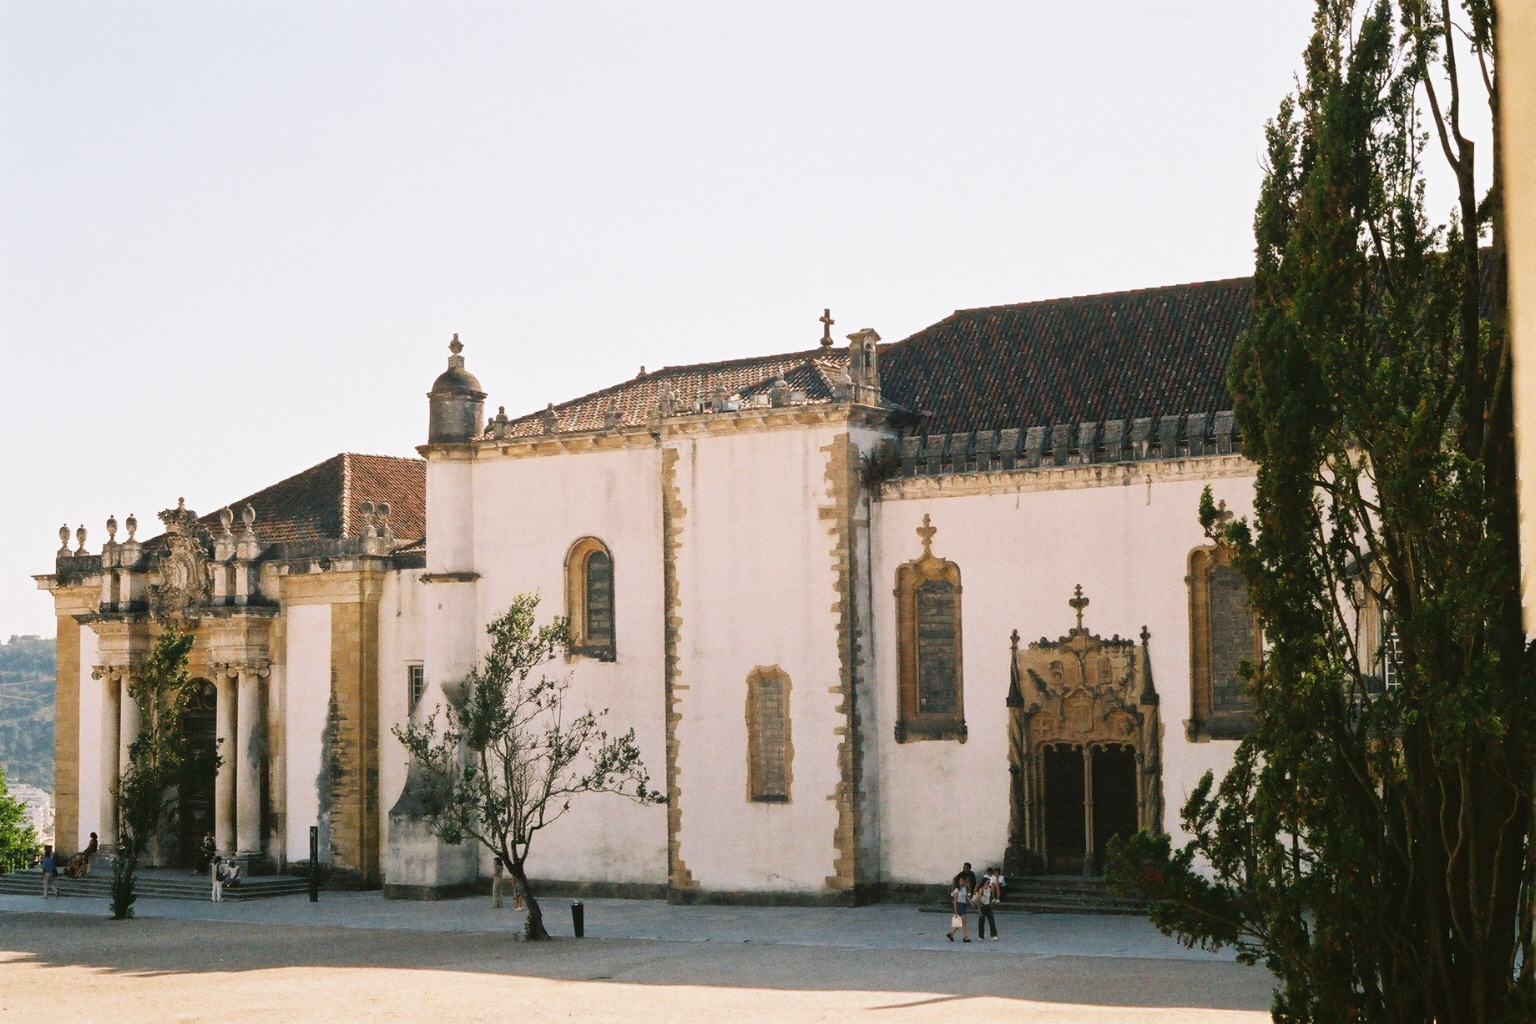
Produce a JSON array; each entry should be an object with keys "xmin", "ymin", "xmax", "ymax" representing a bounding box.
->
[
  {"xmin": 110, "ymin": 627, "xmax": 219, "ymax": 919},
  {"xmin": 394, "ymin": 593, "xmax": 663, "ymax": 940},
  {"xmin": 0, "ymin": 767, "xmax": 39, "ymax": 873}
]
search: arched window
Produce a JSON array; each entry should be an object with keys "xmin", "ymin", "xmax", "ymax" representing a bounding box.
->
[
  {"xmin": 566, "ymin": 537, "xmax": 616, "ymax": 661},
  {"xmin": 1187, "ymin": 544, "xmax": 1260, "ymax": 740},
  {"xmin": 895, "ymin": 514, "xmax": 965, "ymax": 742},
  {"xmin": 746, "ymin": 666, "xmax": 792, "ymax": 802}
]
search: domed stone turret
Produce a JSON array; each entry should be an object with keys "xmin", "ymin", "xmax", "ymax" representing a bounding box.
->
[{"xmin": 427, "ymin": 334, "xmax": 486, "ymax": 444}]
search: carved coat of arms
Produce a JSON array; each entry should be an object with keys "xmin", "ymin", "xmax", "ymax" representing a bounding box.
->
[{"xmin": 148, "ymin": 498, "xmax": 211, "ymax": 622}]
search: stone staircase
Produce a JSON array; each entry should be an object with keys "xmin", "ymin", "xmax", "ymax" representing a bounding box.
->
[
  {"xmin": 921, "ymin": 875, "xmax": 1144, "ymax": 916},
  {"xmin": 999, "ymin": 875, "xmax": 1145, "ymax": 915},
  {"xmin": 0, "ymin": 867, "xmax": 313, "ymax": 903}
]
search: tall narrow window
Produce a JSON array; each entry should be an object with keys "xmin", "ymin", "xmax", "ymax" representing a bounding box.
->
[
  {"xmin": 1187, "ymin": 544, "xmax": 1261, "ymax": 740},
  {"xmin": 895, "ymin": 514, "xmax": 965, "ymax": 742},
  {"xmin": 566, "ymin": 537, "xmax": 616, "ymax": 660},
  {"xmin": 407, "ymin": 663, "xmax": 425, "ymax": 712},
  {"xmin": 746, "ymin": 666, "xmax": 792, "ymax": 802}
]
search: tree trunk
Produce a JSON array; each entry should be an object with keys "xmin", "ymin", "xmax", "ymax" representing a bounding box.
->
[{"xmin": 509, "ymin": 859, "xmax": 547, "ymax": 940}]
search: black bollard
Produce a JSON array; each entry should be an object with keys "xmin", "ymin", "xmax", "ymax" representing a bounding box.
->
[
  {"xmin": 571, "ymin": 900, "xmax": 585, "ymax": 938},
  {"xmin": 308, "ymin": 826, "xmax": 319, "ymax": 903}
]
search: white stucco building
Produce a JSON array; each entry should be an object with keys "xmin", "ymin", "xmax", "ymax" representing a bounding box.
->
[{"xmin": 40, "ymin": 276, "xmax": 1298, "ymax": 901}]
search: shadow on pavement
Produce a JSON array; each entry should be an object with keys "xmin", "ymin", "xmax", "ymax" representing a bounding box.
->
[{"xmin": 0, "ymin": 912, "xmax": 1273, "ymax": 1012}]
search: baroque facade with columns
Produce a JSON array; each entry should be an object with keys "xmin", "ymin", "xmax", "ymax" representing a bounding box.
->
[{"xmin": 41, "ymin": 277, "xmax": 1392, "ymax": 898}]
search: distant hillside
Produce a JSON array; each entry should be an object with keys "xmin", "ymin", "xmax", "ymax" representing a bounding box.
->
[{"xmin": 0, "ymin": 635, "xmax": 54, "ymax": 791}]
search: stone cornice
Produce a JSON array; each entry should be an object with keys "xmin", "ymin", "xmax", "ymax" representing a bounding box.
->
[
  {"xmin": 878, "ymin": 453, "xmax": 1257, "ymax": 501},
  {"xmin": 419, "ymin": 403, "xmax": 898, "ymax": 464}
]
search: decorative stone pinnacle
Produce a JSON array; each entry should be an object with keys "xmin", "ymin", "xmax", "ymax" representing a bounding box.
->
[
  {"xmin": 916, "ymin": 514, "xmax": 937, "ymax": 556},
  {"xmin": 241, "ymin": 504, "xmax": 256, "ymax": 530},
  {"xmin": 1213, "ymin": 499, "xmax": 1234, "ymax": 528},
  {"xmin": 75, "ymin": 525, "xmax": 88, "ymax": 555},
  {"xmin": 219, "ymin": 507, "xmax": 235, "ymax": 537},
  {"xmin": 58, "ymin": 524, "xmax": 71, "ymax": 557},
  {"xmin": 106, "ymin": 515, "xmax": 118, "ymax": 542},
  {"xmin": 820, "ymin": 308, "xmax": 835, "ymax": 348},
  {"xmin": 449, "ymin": 333, "xmax": 463, "ymax": 356},
  {"xmin": 1069, "ymin": 585, "xmax": 1089, "ymax": 631},
  {"xmin": 1141, "ymin": 625, "xmax": 1151, "ymax": 644},
  {"xmin": 1010, "ymin": 628, "xmax": 1020, "ymax": 651},
  {"xmin": 126, "ymin": 514, "xmax": 138, "ymax": 541}
]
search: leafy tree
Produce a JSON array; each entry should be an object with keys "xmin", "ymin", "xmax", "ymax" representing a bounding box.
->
[
  {"xmin": 110, "ymin": 628, "xmax": 218, "ymax": 919},
  {"xmin": 1106, "ymin": 2, "xmax": 1529, "ymax": 1021},
  {"xmin": 394, "ymin": 593, "xmax": 663, "ymax": 940},
  {"xmin": 0, "ymin": 767, "xmax": 40, "ymax": 872}
]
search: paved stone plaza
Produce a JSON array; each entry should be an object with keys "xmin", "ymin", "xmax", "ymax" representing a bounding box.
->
[{"xmin": 0, "ymin": 890, "xmax": 1273, "ymax": 1022}]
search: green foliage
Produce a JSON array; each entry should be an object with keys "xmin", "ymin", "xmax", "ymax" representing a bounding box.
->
[
  {"xmin": 0, "ymin": 635, "xmax": 55, "ymax": 790},
  {"xmin": 0, "ymin": 766, "xmax": 41, "ymax": 872},
  {"xmin": 1108, "ymin": 3, "xmax": 1529, "ymax": 1021},
  {"xmin": 110, "ymin": 628, "xmax": 219, "ymax": 919},
  {"xmin": 394, "ymin": 593, "xmax": 663, "ymax": 940}
]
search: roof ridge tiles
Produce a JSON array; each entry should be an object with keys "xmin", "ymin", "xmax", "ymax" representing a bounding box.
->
[{"xmin": 939, "ymin": 275, "xmax": 1253, "ymax": 321}]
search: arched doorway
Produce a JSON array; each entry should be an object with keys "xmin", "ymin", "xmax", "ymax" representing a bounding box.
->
[
  {"xmin": 176, "ymin": 679, "xmax": 219, "ymax": 866},
  {"xmin": 1005, "ymin": 588, "xmax": 1164, "ymax": 876}
]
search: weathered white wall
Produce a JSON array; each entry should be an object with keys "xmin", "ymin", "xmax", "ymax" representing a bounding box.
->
[
  {"xmin": 462, "ymin": 444, "xmax": 669, "ymax": 885},
  {"xmin": 284, "ymin": 603, "xmax": 331, "ymax": 862},
  {"xmin": 872, "ymin": 460, "xmax": 1257, "ymax": 884},
  {"xmin": 377, "ymin": 568, "xmax": 425, "ymax": 858},
  {"xmin": 669, "ymin": 424, "xmax": 851, "ymax": 893},
  {"xmin": 75, "ymin": 628, "xmax": 101, "ymax": 849}
]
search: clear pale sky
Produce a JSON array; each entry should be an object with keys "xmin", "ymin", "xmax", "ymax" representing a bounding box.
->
[{"xmin": 1, "ymin": 2, "xmax": 1323, "ymax": 637}]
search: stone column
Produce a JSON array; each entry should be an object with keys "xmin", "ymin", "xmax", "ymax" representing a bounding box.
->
[
  {"xmin": 98, "ymin": 668, "xmax": 121, "ymax": 846},
  {"xmin": 215, "ymin": 670, "xmax": 237, "ymax": 855},
  {"xmin": 235, "ymin": 666, "xmax": 263, "ymax": 854},
  {"xmin": 118, "ymin": 673, "xmax": 140, "ymax": 784},
  {"xmin": 1081, "ymin": 745, "xmax": 1095, "ymax": 877}
]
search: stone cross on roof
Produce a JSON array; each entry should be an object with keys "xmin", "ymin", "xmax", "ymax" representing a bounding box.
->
[
  {"xmin": 1069, "ymin": 584, "xmax": 1089, "ymax": 632},
  {"xmin": 820, "ymin": 309, "xmax": 835, "ymax": 348}
]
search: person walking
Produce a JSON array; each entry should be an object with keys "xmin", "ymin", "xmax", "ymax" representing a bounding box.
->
[
  {"xmin": 39, "ymin": 846, "xmax": 57, "ymax": 897},
  {"xmin": 945, "ymin": 872, "xmax": 973, "ymax": 943},
  {"xmin": 976, "ymin": 866, "xmax": 1002, "ymax": 940}
]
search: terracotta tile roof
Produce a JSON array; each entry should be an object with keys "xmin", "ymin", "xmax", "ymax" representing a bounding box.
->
[
  {"xmin": 191, "ymin": 453, "xmax": 425, "ymax": 548},
  {"xmin": 493, "ymin": 350, "xmax": 852, "ymax": 437},
  {"xmin": 488, "ymin": 276, "xmax": 1253, "ymax": 442},
  {"xmin": 879, "ymin": 277, "xmax": 1252, "ymax": 435}
]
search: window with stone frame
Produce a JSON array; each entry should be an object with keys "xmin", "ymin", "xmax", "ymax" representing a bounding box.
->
[
  {"xmin": 1351, "ymin": 565, "xmax": 1401, "ymax": 695},
  {"xmin": 895, "ymin": 515, "xmax": 966, "ymax": 742},
  {"xmin": 408, "ymin": 663, "xmax": 425, "ymax": 712},
  {"xmin": 565, "ymin": 537, "xmax": 616, "ymax": 661},
  {"xmin": 1186, "ymin": 544, "xmax": 1261, "ymax": 740},
  {"xmin": 745, "ymin": 666, "xmax": 792, "ymax": 802}
]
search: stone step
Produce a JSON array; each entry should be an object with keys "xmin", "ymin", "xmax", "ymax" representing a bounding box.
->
[
  {"xmin": 0, "ymin": 870, "xmax": 313, "ymax": 903},
  {"xmin": 921, "ymin": 876, "xmax": 1144, "ymax": 916}
]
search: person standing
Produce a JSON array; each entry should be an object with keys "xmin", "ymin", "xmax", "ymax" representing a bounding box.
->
[
  {"xmin": 946, "ymin": 872, "xmax": 973, "ymax": 943},
  {"xmin": 211, "ymin": 857, "xmax": 224, "ymax": 902},
  {"xmin": 81, "ymin": 833, "xmax": 99, "ymax": 876},
  {"xmin": 976, "ymin": 867, "xmax": 1002, "ymax": 940},
  {"xmin": 492, "ymin": 856, "xmax": 505, "ymax": 909},
  {"xmin": 39, "ymin": 846, "xmax": 57, "ymax": 897},
  {"xmin": 194, "ymin": 831, "xmax": 216, "ymax": 877}
]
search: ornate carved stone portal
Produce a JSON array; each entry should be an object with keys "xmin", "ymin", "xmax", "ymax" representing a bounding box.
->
[{"xmin": 1005, "ymin": 587, "xmax": 1164, "ymax": 876}]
